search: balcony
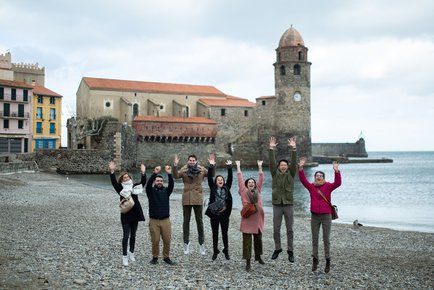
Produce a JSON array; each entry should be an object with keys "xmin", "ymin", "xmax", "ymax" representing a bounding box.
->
[
  {"xmin": 0, "ymin": 97, "xmax": 30, "ymax": 103},
  {"xmin": 0, "ymin": 111, "xmax": 30, "ymax": 119}
]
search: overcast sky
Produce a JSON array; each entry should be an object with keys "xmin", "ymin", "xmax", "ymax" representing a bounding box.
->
[{"xmin": 1, "ymin": 0, "xmax": 433, "ymax": 151}]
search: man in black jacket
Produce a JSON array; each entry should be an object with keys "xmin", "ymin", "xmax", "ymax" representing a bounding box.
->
[{"xmin": 146, "ymin": 165, "xmax": 175, "ymax": 265}]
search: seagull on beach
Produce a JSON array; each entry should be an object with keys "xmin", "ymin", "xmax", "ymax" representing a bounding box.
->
[{"xmin": 352, "ymin": 219, "xmax": 363, "ymax": 230}]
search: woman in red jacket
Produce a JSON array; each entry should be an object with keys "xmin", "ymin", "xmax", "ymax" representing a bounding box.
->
[{"xmin": 298, "ymin": 158, "xmax": 341, "ymax": 273}]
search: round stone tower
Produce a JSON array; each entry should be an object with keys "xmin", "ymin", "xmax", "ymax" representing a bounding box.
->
[{"xmin": 273, "ymin": 26, "xmax": 312, "ymax": 159}]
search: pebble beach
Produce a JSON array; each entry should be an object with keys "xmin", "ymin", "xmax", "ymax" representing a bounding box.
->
[{"xmin": 0, "ymin": 171, "xmax": 433, "ymax": 289}]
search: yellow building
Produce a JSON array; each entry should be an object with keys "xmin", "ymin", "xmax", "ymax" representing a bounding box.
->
[{"xmin": 32, "ymin": 85, "xmax": 62, "ymax": 150}]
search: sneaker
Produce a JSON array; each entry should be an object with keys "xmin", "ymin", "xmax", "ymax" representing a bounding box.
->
[
  {"xmin": 199, "ymin": 244, "xmax": 206, "ymax": 255},
  {"xmin": 163, "ymin": 258, "xmax": 176, "ymax": 265},
  {"xmin": 122, "ymin": 255, "xmax": 129, "ymax": 266},
  {"xmin": 150, "ymin": 258, "xmax": 158, "ymax": 265},
  {"xmin": 128, "ymin": 251, "xmax": 135, "ymax": 262},
  {"xmin": 271, "ymin": 249, "xmax": 282, "ymax": 260},
  {"xmin": 287, "ymin": 250, "xmax": 295, "ymax": 263},
  {"xmin": 183, "ymin": 243, "xmax": 190, "ymax": 255}
]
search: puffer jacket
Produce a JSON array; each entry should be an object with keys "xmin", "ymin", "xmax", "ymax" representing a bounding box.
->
[
  {"xmin": 173, "ymin": 164, "xmax": 208, "ymax": 205},
  {"xmin": 298, "ymin": 169, "xmax": 342, "ymax": 214}
]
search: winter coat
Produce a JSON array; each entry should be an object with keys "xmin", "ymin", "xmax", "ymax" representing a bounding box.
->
[
  {"xmin": 110, "ymin": 173, "xmax": 146, "ymax": 224},
  {"xmin": 173, "ymin": 164, "xmax": 208, "ymax": 205},
  {"xmin": 298, "ymin": 169, "xmax": 342, "ymax": 214},
  {"xmin": 206, "ymin": 164, "xmax": 233, "ymax": 218},
  {"xmin": 145, "ymin": 173, "xmax": 174, "ymax": 220},
  {"xmin": 237, "ymin": 172, "xmax": 265, "ymax": 234},
  {"xmin": 269, "ymin": 148, "xmax": 297, "ymax": 205}
]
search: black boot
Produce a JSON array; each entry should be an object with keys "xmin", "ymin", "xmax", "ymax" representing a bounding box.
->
[
  {"xmin": 255, "ymin": 255, "xmax": 265, "ymax": 265},
  {"xmin": 312, "ymin": 257, "xmax": 319, "ymax": 272},
  {"xmin": 222, "ymin": 248, "xmax": 230, "ymax": 260},
  {"xmin": 325, "ymin": 259, "xmax": 331, "ymax": 273},
  {"xmin": 287, "ymin": 250, "xmax": 294, "ymax": 263},
  {"xmin": 245, "ymin": 259, "xmax": 251, "ymax": 271},
  {"xmin": 271, "ymin": 249, "xmax": 282, "ymax": 260},
  {"xmin": 212, "ymin": 249, "xmax": 220, "ymax": 261}
]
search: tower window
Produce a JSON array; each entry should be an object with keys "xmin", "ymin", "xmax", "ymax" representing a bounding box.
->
[
  {"xmin": 262, "ymin": 100, "xmax": 266, "ymax": 106},
  {"xmin": 105, "ymin": 101, "xmax": 111, "ymax": 107},
  {"xmin": 244, "ymin": 110, "xmax": 249, "ymax": 117},
  {"xmin": 293, "ymin": 64, "xmax": 301, "ymax": 75},
  {"xmin": 133, "ymin": 103, "xmax": 139, "ymax": 118},
  {"xmin": 221, "ymin": 108, "xmax": 226, "ymax": 116},
  {"xmin": 298, "ymin": 51, "xmax": 303, "ymax": 60},
  {"xmin": 280, "ymin": 65, "xmax": 286, "ymax": 75}
]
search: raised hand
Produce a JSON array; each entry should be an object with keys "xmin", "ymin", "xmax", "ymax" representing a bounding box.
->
[
  {"xmin": 109, "ymin": 161, "xmax": 116, "ymax": 173},
  {"xmin": 225, "ymin": 160, "xmax": 232, "ymax": 166},
  {"xmin": 235, "ymin": 160, "xmax": 241, "ymax": 172},
  {"xmin": 140, "ymin": 164, "xmax": 146, "ymax": 174},
  {"xmin": 173, "ymin": 154, "xmax": 180, "ymax": 166},
  {"xmin": 269, "ymin": 136, "xmax": 278, "ymax": 149},
  {"xmin": 154, "ymin": 166, "xmax": 162, "ymax": 174},
  {"xmin": 298, "ymin": 157, "xmax": 306, "ymax": 168},
  {"xmin": 288, "ymin": 137, "xmax": 296, "ymax": 148},
  {"xmin": 208, "ymin": 153, "xmax": 216, "ymax": 165},
  {"xmin": 257, "ymin": 160, "xmax": 263, "ymax": 168},
  {"xmin": 333, "ymin": 161, "xmax": 340, "ymax": 172},
  {"xmin": 165, "ymin": 165, "xmax": 172, "ymax": 174}
]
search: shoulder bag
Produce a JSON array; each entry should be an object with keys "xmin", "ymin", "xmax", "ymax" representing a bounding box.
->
[
  {"xmin": 240, "ymin": 191, "xmax": 257, "ymax": 218},
  {"xmin": 317, "ymin": 189, "xmax": 338, "ymax": 220},
  {"xmin": 119, "ymin": 196, "xmax": 135, "ymax": 214}
]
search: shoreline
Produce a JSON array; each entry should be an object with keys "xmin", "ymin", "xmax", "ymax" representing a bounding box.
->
[{"xmin": 0, "ymin": 172, "xmax": 433, "ymax": 289}]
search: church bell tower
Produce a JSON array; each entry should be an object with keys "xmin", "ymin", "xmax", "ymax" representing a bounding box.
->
[{"xmin": 273, "ymin": 26, "xmax": 312, "ymax": 159}]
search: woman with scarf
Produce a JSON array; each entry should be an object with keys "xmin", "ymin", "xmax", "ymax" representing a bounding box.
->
[
  {"xmin": 109, "ymin": 161, "xmax": 146, "ymax": 266},
  {"xmin": 206, "ymin": 157, "xmax": 233, "ymax": 261},
  {"xmin": 235, "ymin": 160, "xmax": 265, "ymax": 271},
  {"xmin": 298, "ymin": 157, "xmax": 341, "ymax": 273}
]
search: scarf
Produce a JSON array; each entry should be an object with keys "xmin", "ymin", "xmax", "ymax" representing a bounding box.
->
[
  {"xmin": 120, "ymin": 179, "xmax": 133, "ymax": 198},
  {"xmin": 216, "ymin": 187, "xmax": 228, "ymax": 202},
  {"xmin": 187, "ymin": 163, "xmax": 201, "ymax": 178},
  {"xmin": 247, "ymin": 188, "xmax": 258, "ymax": 204}
]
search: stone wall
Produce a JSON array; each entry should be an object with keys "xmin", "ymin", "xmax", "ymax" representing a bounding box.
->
[
  {"xmin": 0, "ymin": 161, "xmax": 38, "ymax": 174},
  {"xmin": 312, "ymin": 138, "xmax": 367, "ymax": 157}
]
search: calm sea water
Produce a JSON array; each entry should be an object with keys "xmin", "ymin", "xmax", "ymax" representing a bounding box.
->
[{"xmin": 70, "ymin": 152, "xmax": 434, "ymax": 233}]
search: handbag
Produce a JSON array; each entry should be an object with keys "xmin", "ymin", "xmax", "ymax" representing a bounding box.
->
[
  {"xmin": 317, "ymin": 189, "xmax": 338, "ymax": 220},
  {"xmin": 240, "ymin": 190, "xmax": 257, "ymax": 218},
  {"xmin": 119, "ymin": 196, "xmax": 135, "ymax": 214},
  {"xmin": 205, "ymin": 196, "xmax": 226, "ymax": 217}
]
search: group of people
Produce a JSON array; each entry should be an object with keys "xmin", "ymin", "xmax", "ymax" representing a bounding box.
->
[{"xmin": 109, "ymin": 137, "xmax": 341, "ymax": 273}]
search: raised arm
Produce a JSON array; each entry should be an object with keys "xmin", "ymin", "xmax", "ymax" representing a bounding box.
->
[
  {"xmin": 207, "ymin": 164, "xmax": 215, "ymax": 189},
  {"xmin": 298, "ymin": 157, "xmax": 312, "ymax": 190},
  {"xmin": 331, "ymin": 162, "xmax": 342, "ymax": 190},
  {"xmin": 146, "ymin": 173, "xmax": 156, "ymax": 196},
  {"xmin": 165, "ymin": 165, "xmax": 174, "ymax": 195},
  {"xmin": 139, "ymin": 163, "xmax": 147, "ymax": 186},
  {"xmin": 288, "ymin": 137, "xmax": 297, "ymax": 177},
  {"xmin": 109, "ymin": 161, "xmax": 122, "ymax": 193},
  {"xmin": 172, "ymin": 154, "xmax": 181, "ymax": 179},
  {"xmin": 257, "ymin": 160, "xmax": 264, "ymax": 190},
  {"xmin": 235, "ymin": 160, "xmax": 245, "ymax": 194},
  {"xmin": 269, "ymin": 137, "xmax": 278, "ymax": 177},
  {"xmin": 226, "ymin": 160, "xmax": 233, "ymax": 189}
]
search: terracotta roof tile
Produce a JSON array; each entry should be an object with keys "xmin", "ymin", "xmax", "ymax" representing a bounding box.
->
[
  {"xmin": 199, "ymin": 97, "xmax": 255, "ymax": 108},
  {"xmin": 134, "ymin": 116, "xmax": 216, "ymax": 124},
  {"xmin": 0, "ymin": 79, "xmax": 34, "ymax": 89},
  {"xmin": 33, "ymin": 85, "xmax": 62, "ymax": 97},
  {"xmin": 83, "ymin": 77, "xmax": 226, "ymax": 97}
]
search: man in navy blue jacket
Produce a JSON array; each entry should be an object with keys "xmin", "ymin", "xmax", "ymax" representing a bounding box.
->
[{"xmin": 146, "ymin": 165, "xmax": 175, "ymax": 265}]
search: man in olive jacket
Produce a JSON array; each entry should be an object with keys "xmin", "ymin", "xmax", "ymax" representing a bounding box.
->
[
  {"xmin": 269, "ymin": 136, "xmax": 297, "ymax": 262},
  {"xmin": 173, "ymin": 154, "xmax": 213, "ymax": 256}
]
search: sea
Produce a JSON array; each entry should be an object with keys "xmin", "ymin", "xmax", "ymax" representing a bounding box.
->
[{"xmin": 69, "ymin": 152, "xmax": 434, "ymax": 233}]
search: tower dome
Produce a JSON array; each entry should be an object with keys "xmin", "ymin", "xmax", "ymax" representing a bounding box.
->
[{"xmin": 278, "ymin": 26, "xmax": 304, "ymax": 47}]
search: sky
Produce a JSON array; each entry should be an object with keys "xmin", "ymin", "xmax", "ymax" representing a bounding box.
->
[{"xmin": 1, "ymin": 0, "xmax": 433, "ymax": 151}]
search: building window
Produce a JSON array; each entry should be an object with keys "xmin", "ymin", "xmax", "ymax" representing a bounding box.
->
[
  {"xmin": 18, "ymin": 104, "xmax": 24, "ymax": 117},
  {"xmin": 262, "ymin": 100, "xmax": 266, "ymax": 106},
  {"xmin": 280, "ymin": 65, "xmax": 286, "ymax": 75},
  {"xmin": 160, "ymin": 104, "xmax": 164, "ymax": 110},
  {"xmin": 50, "ymin": 96, "xmax": 55, "ymax": 104},
  {"xmin": 23, "ymin": 90, "xmax": 28, "ymax": 101},
  {"xmin": 50, "ymin": 108, "xmax": 56, "ymax": 120},
  {"xmin": 184, "ymin": 106, "xmax": 190, "ymax": 117},
  {"xmin": 298, "ymin": 51, "xmax": 303, "ymax": 60},
  {"xmin": 37, "ymin": 95, "xmax": 43, "ymax": 104},
  {"xmin": 48, "ymin": 140, "xmax": 56, "ymax": 149},
  {"xmin": 36, "ymin": 107, "xmax": 43, "ymax": 119},
  {"xmin": 11, "ymin": 89, "xmax": 16, "ymax": 100},
  {"xmin": 133, "ymin": 103, "xmax": 139, "ymax": 118},
  {"xmin": 18, "ymin": 120, "xmax": 23, "ymax": 129},
  {"xmin": 3, "ymin": 119, "xmax": 9, "ymax": 129},
  {"xmin": 50, "ymin": 123, "xmax": 55, "ymax": 134},
  {"xmin": 0, "ymin": 87, "xmax": 3, "ymax": 99},
  {"xmin": 3, "ymin": 103, "xmax": 10, "ymax": 116},
  {"xmin": 105, "ymin": 101, "xmax": 111, "ymax": 108},
  {"xmin": 293, "ymin": 64, "xmax": 301, "ymax": 75},
  {"xmin": 221, "ymin": 108, "xmax": 226, "ymax": 116},
  {"xmin": 185, "ymin": 95, "xmax": 188, "ymax": 99},
  {"xmin": 244, "ymin": 110, "xmax": 249, "ymax": 117},
  {"xmin": 36, "ymin": 122, "xmax": 42, "ymax": 133}
]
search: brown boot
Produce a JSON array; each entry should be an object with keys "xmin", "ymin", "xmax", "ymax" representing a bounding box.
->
[
  {"xmin": 324, "ymin": 259, "xmax": 331, "ymax": 273},
  {"xmin": 312, "ymin": 257, "xmax": 319, "ymax": 272},
  {"xmin": 245, "ymin": 259, "xmax": 251, "ymax": 271},
  {"xmin": 255, "ymin": 255, "xmax": 265, "ymax": 265}
]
